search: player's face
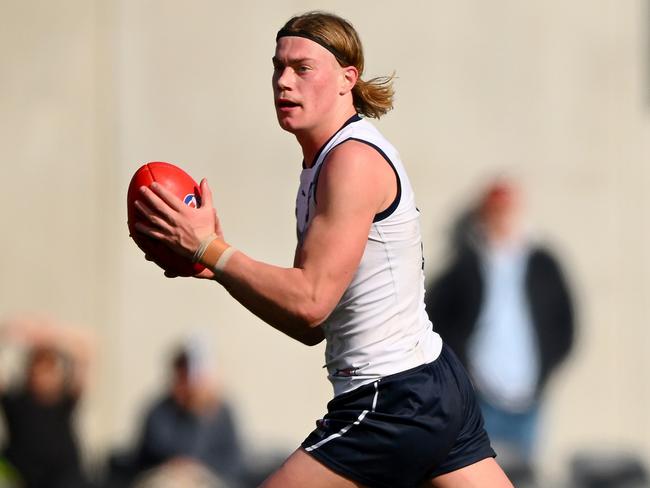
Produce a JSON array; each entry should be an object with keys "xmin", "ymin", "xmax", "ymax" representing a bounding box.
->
[{"xmin": 272, "ymin": 37, "xmax": 343, "ymax": 134}]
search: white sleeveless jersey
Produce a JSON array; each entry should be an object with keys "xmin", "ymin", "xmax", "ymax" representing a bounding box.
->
[{"xmin": 296, "ymin": 115, "xmax": 443, "ymax": 397}]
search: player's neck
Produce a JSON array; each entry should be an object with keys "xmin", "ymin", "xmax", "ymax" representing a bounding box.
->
[{"xmin": 297, "ymin": 108, "xmax": 357, "ymax": 168}]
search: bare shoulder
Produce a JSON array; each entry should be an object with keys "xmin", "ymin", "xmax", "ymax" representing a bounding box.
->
[
  {"xmin": 317, "ymin": 140, "xmax": 396, "ymax": 213},
  {"xmin": 324, "ymin": 139, "xmax": 389, "ymax": 175}
]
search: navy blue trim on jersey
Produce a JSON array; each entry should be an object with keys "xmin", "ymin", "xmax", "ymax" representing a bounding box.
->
[
  {"xmin": 312, "ymin": 137, "xmax": 402, "ymax": 223},
  {"xmin": 303, "ymin": 114, "xmax": 362, "ymax": 169},
  {"xmin": 347, "ymin": 138, "xmax": 402, "ymax": 223}
]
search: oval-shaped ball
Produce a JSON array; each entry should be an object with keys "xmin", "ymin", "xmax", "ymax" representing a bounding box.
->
[{"xmin": 127, "ymin": 161, "xmax": 205, "ymax": 277}]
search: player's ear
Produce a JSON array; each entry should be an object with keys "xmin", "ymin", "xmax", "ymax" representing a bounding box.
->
[{"xmin": 339, "ymin": 65, "xmax": 358, "ymax": 95}]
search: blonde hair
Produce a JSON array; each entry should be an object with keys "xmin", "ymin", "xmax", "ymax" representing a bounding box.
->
[{"xmin": 278, "ymin": 11, "xmax": 395, "ymax": 119}]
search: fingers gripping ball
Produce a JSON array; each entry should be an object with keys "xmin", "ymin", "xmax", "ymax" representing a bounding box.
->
[{"xmin": 127, "ymin": 161, "xmax": 205, "ymax": 276}]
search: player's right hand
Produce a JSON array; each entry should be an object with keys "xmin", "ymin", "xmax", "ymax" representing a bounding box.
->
[{"xmin": 134, "ymin": 178, "xmax": 219, "ymax": 261}]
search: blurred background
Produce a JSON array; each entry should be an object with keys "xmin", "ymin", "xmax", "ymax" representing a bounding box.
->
[{"xmin": 0, "ymin": 0, "xmax": 648, "ymax": 486}]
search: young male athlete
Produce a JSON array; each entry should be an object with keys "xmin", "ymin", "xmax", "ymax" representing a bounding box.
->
[{"xmin": 134, "ymin": 11, "xmax": 514, "ymax": 488}]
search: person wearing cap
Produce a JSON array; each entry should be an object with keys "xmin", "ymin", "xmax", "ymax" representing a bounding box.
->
[
  {"xmin": 108, "ymin": 344, "xmax": 244, "ymax": 487},
  {"xmin": 134, "ymin": 11, "xmax": 513, "ymax": 488}
]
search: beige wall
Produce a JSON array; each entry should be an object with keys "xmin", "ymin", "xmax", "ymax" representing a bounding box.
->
[{"xmin": 1, "ymin": 0, "xmax": 648, "ymax": 480}]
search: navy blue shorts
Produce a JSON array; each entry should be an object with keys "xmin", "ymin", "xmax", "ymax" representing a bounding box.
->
[{"xmin": 301, "ymin": 344, "xmax": 495, "ymax": 488}]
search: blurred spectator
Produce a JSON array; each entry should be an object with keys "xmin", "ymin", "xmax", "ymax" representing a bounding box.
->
[
  {"xmin": 109, "ymin": 341, "xmax": 244, "ymax": 487},
  {"xmin": 132, "ymin": 459, "xmax": 228, "ymax": 488},
  {"xmin": 571, "ymin": 450, "xmax": 649, "ymax": 488},
  {"xmin": 0, "ymin": 315, "xmax": 94, "ymax": 488},
  {"xmin": 425, "ymin": 178, "xmax": 576, "ymax": 477}
]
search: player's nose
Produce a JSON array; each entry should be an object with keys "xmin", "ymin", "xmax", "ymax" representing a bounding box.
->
[{"xmin": 274, "ymin": 66, "xmax": 294, "ymax": 91}]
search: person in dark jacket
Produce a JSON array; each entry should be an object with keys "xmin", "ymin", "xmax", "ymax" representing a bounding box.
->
[
  {"xmin": 0, "ymin": 317, "xmax": 93, "ymax": 488},
  {"xmin": 134, "ymin": 346, "xmax": 243, "ymax": 485},
  {"xmin": 108, "ymin": 342, "xmax": 244, "ymax": 488},
  {"xmin": 426, "ymin": 178, "xmax": 575, "ymax": 469}
]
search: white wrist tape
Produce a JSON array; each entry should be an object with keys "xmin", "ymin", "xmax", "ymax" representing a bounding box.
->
[
  {"xmin": 192, "ymin": 233, "xmax": 218, "ymax": 263},
  {"xmin": 213, "ymin": 246, "xmax": 237, "ymax": 273}
]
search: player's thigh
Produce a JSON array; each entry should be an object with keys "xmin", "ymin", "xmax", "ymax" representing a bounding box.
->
[
  {"xmin": 260, "ymin": 448, "xmax": 366, "ymax": 488},
  {"xmin": 425, "ymin": 458, "xmax": 514, "ymax": 488}
]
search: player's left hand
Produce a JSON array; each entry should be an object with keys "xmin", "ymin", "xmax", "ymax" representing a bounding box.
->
[{"xmin": 134, "ymin": 178, "xmax": 220, "ymax": 261}]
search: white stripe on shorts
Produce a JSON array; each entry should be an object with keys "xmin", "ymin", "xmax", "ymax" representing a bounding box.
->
[{"xmin": 305, "ymin": 380, "xmax": 380, "ymax": 452}]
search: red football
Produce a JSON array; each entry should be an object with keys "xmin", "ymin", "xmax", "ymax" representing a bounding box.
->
[{"xmin": 127, "ymin": 161, "xmax": 205, "ymax": 276}]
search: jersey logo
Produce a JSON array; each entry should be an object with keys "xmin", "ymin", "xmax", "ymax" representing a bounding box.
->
[
  {"xmin": 296, "ymin": 180, "xmax": 317, "ymax": 242},
  {"xmin": 334, "ymin": 367, "xmax": 359, "ymax": 377}
]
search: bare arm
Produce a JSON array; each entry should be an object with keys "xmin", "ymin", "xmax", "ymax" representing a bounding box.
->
[{"xmin": 135, "ymin": 142, "xmax": 396, "ymax": 345}]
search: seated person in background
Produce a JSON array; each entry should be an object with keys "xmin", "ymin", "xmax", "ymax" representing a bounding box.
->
[
  {"xmin": 0, "ymin": 316, "xmax": 94, "ymax": 488},
  {"xmin": 124, "ymin": 344, "xmax": 244, "ymax": 487},
  {"xmin": 131, "ymin": 460, "xmax": 229, "ymax": 488}
]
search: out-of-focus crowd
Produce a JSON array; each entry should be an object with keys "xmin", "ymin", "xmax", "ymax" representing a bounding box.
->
[
  {"xmin": 0, "ymin": 317, "xmax": 282, "ymax": 488},
  {"xmin": 0, "ymin": 178, "xmax": 647, "ymax": 488}
]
